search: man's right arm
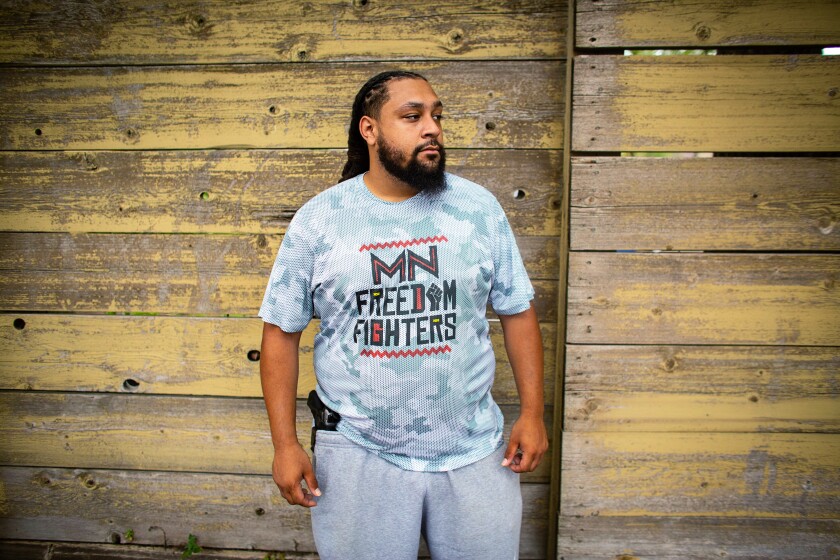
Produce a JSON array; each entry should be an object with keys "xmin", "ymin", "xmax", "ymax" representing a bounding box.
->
[{"xmin": 260, "ymin": 322, "xmax": 321, "ymax": 507}]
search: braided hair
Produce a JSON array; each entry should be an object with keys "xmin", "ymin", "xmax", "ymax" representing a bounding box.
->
[{"xmin": 340, "ymin": 70, "xmax": 428, "ymax": 183}]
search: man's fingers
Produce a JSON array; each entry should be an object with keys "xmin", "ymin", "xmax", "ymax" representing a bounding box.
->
[
  {"xmin": 303, "ymin": 468, "xmax": 322, "ymax": 498},
  {"xmin": 511, "ymin": 449, "xmax": 545, "ymax": 473},
  {"xmin": 283, "ymin": 482, "xmax": 317, "ymax": 507},
  {"xmin": 500, "ymin": 440, "xmax": 520, "ymax": 467}
]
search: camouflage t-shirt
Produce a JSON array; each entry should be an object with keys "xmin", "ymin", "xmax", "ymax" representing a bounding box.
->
[{"xmin": 258, "ymin": 172, "xmax": 534, "ymax": 471}]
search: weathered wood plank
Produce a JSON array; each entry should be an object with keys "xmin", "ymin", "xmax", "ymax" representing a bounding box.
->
[
  {"xmin": 0, "ymin": 468, "xmax": 548, "ymax": 558},
  {"xmin": 0, "ymin": 0, "xmax": 566, "ymax": 65},
  {"xmin": 0, "ymin": 61, "xmax": 564, "ymax": 151},
  {"xmin": 576, "ymin": 0, "xmax": 840, "ymax": 48},
  {"xmin": 0, "ymin": 313, "xmax": 556, "ymax": 404},
  {"xmin": 573, "ymin": 55, "xmax": 840, "ymax": 152},
  {"xmin": 0, "ymin": 149, "xmax": 562, "ymax": 235},
  {"xmin": 570, "ymin": 156, "xmax": 840, "ymax": 251},
  {"xmin": 0, "ymin": 393, "xmax": 553, "ymax": 483},
  {"xmin": 0, "ymin": 541, "xmax": 320, "ymax": 560},
  {"xmin": 567, "ymin": 253, "xmax": 840, "ymax": 346},
  {"xmin": 557, "ymin": 515, "xmax": 840, "ymax": 559},
  {"xmin": 565, "ymin": 345, "xmax": 840, "ymax": 433},
  {"xmin": 561, "ymin": 432, "xmax": 840, "ymax": 517},
  {"xmin": 0, "ymin": 233, "xmax": 558, "ymax": 320}
]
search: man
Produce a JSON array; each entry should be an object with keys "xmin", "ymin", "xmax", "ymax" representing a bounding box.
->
[{"xmin": 259, "ymin": 70, "xmax": 548, "ymax": 559}]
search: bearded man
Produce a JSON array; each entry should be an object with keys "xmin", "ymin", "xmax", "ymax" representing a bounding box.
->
[{"xmin": 259, "ymin": 70, "xmax": 548, "ymax": 559}]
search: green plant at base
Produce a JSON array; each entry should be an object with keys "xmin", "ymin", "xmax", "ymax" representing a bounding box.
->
[
  {"xmin": 124, "ymin": 528, "xmax": 134, "ymax": 543},
  {"xmin": 181, "ymin": 533, "xmax": 202, "ymax": 559}
]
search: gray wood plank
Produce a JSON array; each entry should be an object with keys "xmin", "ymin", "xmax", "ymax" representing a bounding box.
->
[
  {"xmin": 557, "ymin": 515, "xmax": 840, "ymax": 559},
  {"xmin": 0, "ymin": 468, "xmax": 548, "ymax": 558}
]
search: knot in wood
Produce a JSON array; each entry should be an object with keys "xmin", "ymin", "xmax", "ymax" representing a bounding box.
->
[
  {"xmin": 695, "ymin": 25, "xmax": 711, "ymax": 41},
  {"xmin": 445, "ymin": 28, "xmax": 468, "ymax": 52}
]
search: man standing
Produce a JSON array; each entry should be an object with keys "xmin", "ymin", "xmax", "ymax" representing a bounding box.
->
[{"xmin": 259, "ymin": 70, "xmax": 548, "ymax": 559}]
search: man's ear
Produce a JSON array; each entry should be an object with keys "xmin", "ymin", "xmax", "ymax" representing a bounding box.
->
[{"xmin": 359, "ymin": 115, "xmax": 377, "ymax": 147}]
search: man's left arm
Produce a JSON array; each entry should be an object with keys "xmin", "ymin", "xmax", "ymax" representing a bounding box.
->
[{"xmin": 498, "ymin": 303, "xmax": 549, "ymax": 473}]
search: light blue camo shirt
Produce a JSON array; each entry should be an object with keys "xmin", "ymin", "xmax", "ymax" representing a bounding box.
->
[{"xmin": 259, "ymin": 172, "xmax": 534, "ymax": 471}]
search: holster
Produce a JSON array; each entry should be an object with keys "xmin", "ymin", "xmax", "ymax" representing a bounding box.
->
[{"xmin": 306, "ymin": 390, "xmax": 341, "ymax": 451}]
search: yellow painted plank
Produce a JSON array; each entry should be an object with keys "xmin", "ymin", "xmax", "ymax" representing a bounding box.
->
[
  {"xmin": 576, "ymin": 0, "xmax": 840, "ymax": 48},
  {"xmin": 0, "ymin": 466, "xmax": 549, "ymax": 557},
  {"xmin": 565, "ymin": 392, "xmax": 840, "ymax": 433},
  {"xmin": 0, "ymin": 393, "xmax": 553, "ymax": 483},
  {"xmin": 557, "ymin": 515, "xmax": 840, "ymax": 559},
  {"xmin": 573, "ymin": 55, "xmax": 840, "ymax": 152},
  {"xmin": 565, "ymin": 345, "xmax": 840, "ymax": 432},
  {"xmin": 0, "ymin": 149, "xmax": 562, "ymax": 236},
  {"xmin": 0, "ymin": 61, "xmax": 565, "ymax": 150},
  {"xmin": 0, "ymin": 313, "xmax": 556, "ymax": 405},
  {"xmin": 571, "ymin": 156, "xmax": 840, "ymax": 251},
  {"xmin": 0, "ymin": 0, "xmax": 566, "ymax": 64},
  {"xmin": 567, "ymin": 253, "xmax": 840, "ymax": 346},
  {"xmin": 0, "ymin": 233, "xmax": 559, "ymax": 319},
  {"xmin": 561, "ymin": 432, "xmax": 840, "ymax": 518}
]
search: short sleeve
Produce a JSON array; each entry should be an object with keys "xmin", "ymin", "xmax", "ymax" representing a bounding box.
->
[
  {"xmin": 489, "ymin": 201, "xmax": 534, "ymax": 315},
  {"xmin": 258, "ymin": 213, "xmax": 315, "ymax": 332}
]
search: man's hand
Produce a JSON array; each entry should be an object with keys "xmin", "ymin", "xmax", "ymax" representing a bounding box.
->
[
  {"xmin": 501, "ymin": 413, "xmax": 548, "ymax": 473},
  {"xmin": 272, "ymin": 443, "xmax": 321, "ymax": 508}
]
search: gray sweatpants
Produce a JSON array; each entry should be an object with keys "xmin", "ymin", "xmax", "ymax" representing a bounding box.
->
[{"xmin": 311, "ymin": 430, "xmax": 522, "ymax": 560}]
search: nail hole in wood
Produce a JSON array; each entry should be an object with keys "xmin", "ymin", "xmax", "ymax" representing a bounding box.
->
[
  {"xmin": 35, "ymin": 128, "xmax": 42, "ymax": 136},
  {"xmin": 248, "ymin": 350, "xmax": 261, "ymax": 362},
  {"xmin": 485, "ymin": 122, "xmax": 496, "ymax": 131},
  {"xmin": 512, "ymin": 189, "xmax": 526, "ymax": 200},
  {"xmin": 14, "ymin": 318, "xmax": 25, "ymax": 330},
  {"xmin": 200, "ymin": 191, "xmax": 210, "ymax": 201}
]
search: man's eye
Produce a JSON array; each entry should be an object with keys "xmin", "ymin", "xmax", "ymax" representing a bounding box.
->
[
  {"xmin": 405, "ymin": 114, "xmax": 419, "ymax": 120},
  {"xmin": 433, "ymin": 114, "xmax": 444, "ymax": 121}
]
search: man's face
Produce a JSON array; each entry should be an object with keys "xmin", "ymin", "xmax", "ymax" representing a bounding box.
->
[{"xmin": 373, "ymin": 78, "xmax": 446, "ymax": 194}]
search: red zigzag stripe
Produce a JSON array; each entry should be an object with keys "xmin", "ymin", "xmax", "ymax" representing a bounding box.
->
[
  {"xmin": 359, "ymin": 236, "xmax": 448, "ymax": 252},
  {"xmin": 360, "ymin": 345, "xmax": 452, "ymax": 359}
]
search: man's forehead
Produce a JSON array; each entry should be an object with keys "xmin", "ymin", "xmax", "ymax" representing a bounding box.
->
[{"xmin": 384, "ymin": 78, "xmax": 442, "ymax": 109}]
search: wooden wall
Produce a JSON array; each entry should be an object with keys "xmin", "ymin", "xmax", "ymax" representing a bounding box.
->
[
  {"xmin": 0, "ymin": 1, "xmax": 565, "ymax": 559},
  {"xmin": 559, "ymin": 1, "xmax": 840, "ymax": 558}
]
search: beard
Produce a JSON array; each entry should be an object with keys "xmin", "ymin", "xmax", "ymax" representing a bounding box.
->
[{"xmin": 377, "ymin": 135, "xmax": 447, "ymax": 195}]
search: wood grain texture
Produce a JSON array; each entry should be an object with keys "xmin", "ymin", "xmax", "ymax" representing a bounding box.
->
[
  {"xmin": 565, "ymin": 345, "xmax": 840, "ymax": 432},
  {"xmin": 0, "ymin": 0, "xmax": 566, "ymax": 64},
  {"xmin": 0, "ymin": 313, "xmax": 556, "ymax": 405},
  {"xmin": 572, "ymin": 55, "xmax": 840, "ymax": 152},
  {"xmin": 576, "ymin": 0, "xmax": 840, "ymax": 48},
  {"xmin": 570, "ymin": 156, "xmax": 840, "ymax": 251},
  {"xmin": 557, "ymin": 515, "xmax": 840, "ymax": 559},
  {"xmin": 561, "ymin": 432, "xmax": 840, "ymax": 518},
  {"xmin": 0, "ymin": 149, "xmax": 562, "ymax": 235},
  {"xmin": 0, "ymin": 541, "xmax": 320, "ymax": 560},
  {"xmin": 0, "ymin": 232, "xmax": 558, "ymax": 320},
  {"xmin": 0, "ymin": 393, "xmax": 553, "ymax": 483},
  {"xmin": 567, "ymin": 252, "xmax": 840, "ymax": 346},
  {"xmin": 0, "ymin": 466, "xmax": 548, "ymax": 557},
  {"xmin": 0, "ymin": 61, "xmax": 564, "ymax": 151}
]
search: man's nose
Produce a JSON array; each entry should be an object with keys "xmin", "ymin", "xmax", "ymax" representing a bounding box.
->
[{"xmin": 421, "ymin": 114, "xmax": 442, "ymax": 138}]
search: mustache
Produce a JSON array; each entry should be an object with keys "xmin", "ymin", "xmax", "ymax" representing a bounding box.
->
[{"xmin": 414, "ymin": 140, "xmax": 444, "ymax": 156}]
